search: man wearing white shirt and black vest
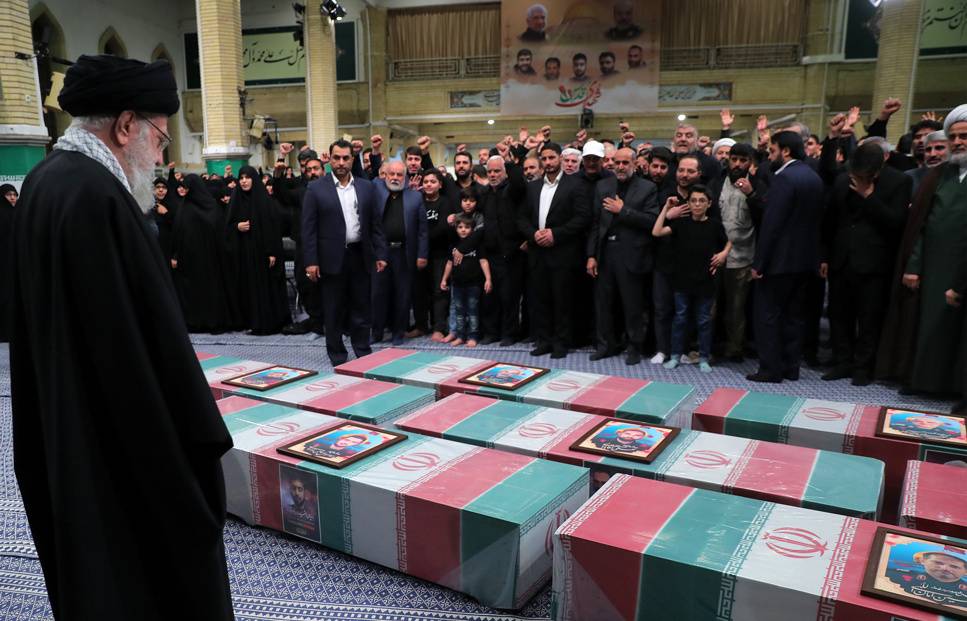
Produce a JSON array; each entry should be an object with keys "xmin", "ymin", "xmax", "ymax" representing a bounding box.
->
[
  {"xmin": 518, "ymin": 142, "xmax": 591, "ymax": 358},
  {"xmin": 303, "ymin": 140, "xmax": 388, "ymax": 366}
]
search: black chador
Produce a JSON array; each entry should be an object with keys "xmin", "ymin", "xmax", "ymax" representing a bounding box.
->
[{"xmin": 223, "ymin": 166, "xmax": 290, "ymax": 334}]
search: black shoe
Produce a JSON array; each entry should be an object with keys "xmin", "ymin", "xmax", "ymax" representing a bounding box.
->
[
  {"xmin": 282, "ymin": 322, "xmax": 310, "ymax": 335},
  {"xmin": 479, "ymin": 336, "xmax": 499, "ymax": 345},
  {"xmin": 898, "ymin": 385, "xmax": 918, "ymax": 396},
  {"xmin": 589, "ymin": 350, "xmax": 616, "ymax": 361},
  {"xmin": 530, "ymin": 345, "xmax": 552, "ymax": 356},
  {"xmin": 550, "ymin": 348, "xmax": 568, "ymax": 359},
  {"xmin": 851, "ymin": 372, "xmax": 872, "ymax": 387},
  {"xmin": 625, "ymin": 351, "xmax": 642, "ymax": 366},
  {"xmin": 310, "ymin": 320, "xmax": 325, "ymax": 335},
  {"xmin": 727, "ymin": 353, "xmax": 745, "ymax": 363},
  {"xmin": 821, "ymin": 366, "xmax": 851, "ymax": 381},
  {"xmin": 952, "ymin": 401, "xmax": 967, "ymax": 415},
  {"xmin": 803, "ymin": 354, "xmax": 822, "ymax": 368},
  {"xmin": 746, "ymin": 371, "xmax": 782, "ymax": 383},
  {"xmin": 499, "ymin": 338, "xmax": 515, "ymax": 347},
  {"xmin": 783, "ymin": 370, "xmax": 800, "ymax": 381}
]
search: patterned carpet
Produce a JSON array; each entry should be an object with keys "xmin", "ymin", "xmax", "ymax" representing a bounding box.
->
[{"xmin": 0, "ymin": 334, "xmax": 955, "ymax": 620}]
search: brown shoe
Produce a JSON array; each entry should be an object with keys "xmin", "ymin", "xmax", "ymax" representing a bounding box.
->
[{"xmin": 405, "ymin": 328, "xmax": 425, "ymax": 338}]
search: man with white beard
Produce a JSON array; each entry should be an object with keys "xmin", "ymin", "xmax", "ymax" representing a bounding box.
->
[
  {"xmin": 878, "ymin": 103, "xmax": 967, "ymax": 401},
  {"xmin": 9, "ymin": 55, "xmax": 235, "ymax": 620}
]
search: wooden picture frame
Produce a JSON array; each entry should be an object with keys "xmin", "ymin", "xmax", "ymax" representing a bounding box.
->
[
  {"xmin": 874, "ymin": 407, "xmax": 967, "ymax": 448},
  {"xmin": 569, "ymin": 418, "xmax": 680, "ymax": 464},
  {"xmin": 458, "ymin": 363, "xmax": 550, "ymax": 391},
  {"xmin": 277, "ymin": 422, "xmax": 407, "ymax": 469},
  {"xmin": 221, "ymin": 365, "xmax": 317, "ymax": 392},
  {"xmin": 861, "ymin": 527, "xmax": 967, "ymax": 616}
]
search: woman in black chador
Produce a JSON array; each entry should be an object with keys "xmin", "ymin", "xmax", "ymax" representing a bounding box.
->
[
  {"xmin": 223, "ymin": 166, "xmax": 290, "ymax": 334},
  {"xmin": 170, "ymin": 174, "xmax": 233, "ymax": 333}
]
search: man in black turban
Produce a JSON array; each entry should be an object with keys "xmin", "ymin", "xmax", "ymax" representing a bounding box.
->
[{"xmin": 9, "ymin": 54, "xmax": 235, "ymax": 620}]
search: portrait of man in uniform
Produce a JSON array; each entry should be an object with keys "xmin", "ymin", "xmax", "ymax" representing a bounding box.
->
[
  {"xmin": 571, "ymin": 419, "xmax": 680, "ymax": 463},
  {"xmin": 224, "ymin": 365, "xmax": 316, "ymax": 391},
  {"xmin": 460, "ymin": 363, "xmax": 549, "ymax": 390},
  {"xmin": 877, "ymin": 409, "xmax": 967, "ymax": 447},
  {"xmin": 864, "ymin": 529, "xmax": 967, "ymax": 616},
  {"xmin": 280, "ymin": 465, "xmax": 321, "ymax": 542},
  {"xmin": 279, "ymin": 423, "xmax": 407, "ymax": 468}
]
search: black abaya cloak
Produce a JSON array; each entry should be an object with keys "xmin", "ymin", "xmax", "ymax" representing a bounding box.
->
[
  {"xmin": 0, "ymin": 183, "xmax": 15, "ymax": 342},
  {"xmin": 171, "ymin": 174, "xmax": 234, "ymax": 332},
  {"xmin": 223, "ymin": 166, "xmax": 290, "ymax": 333},
  {"xmin": 9, "ymin": 150, "xmax": 234, "ymax": 620}
]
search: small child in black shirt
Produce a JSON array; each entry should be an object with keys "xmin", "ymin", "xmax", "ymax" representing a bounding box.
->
[
  {"xmin": 652, "ymin": 185, "xmax": 731, "ymax": 373},
  {"xmin": 441, "ymin": 213, "xmax": 492, "ymax": 347}
]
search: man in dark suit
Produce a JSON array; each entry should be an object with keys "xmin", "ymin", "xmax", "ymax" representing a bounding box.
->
[
  {"xmin": 481, "ymin": 151, "xmax": 528, "ymax": 345},
  {"xmin": 748, "ymin": 131, "xmax": 824, "ymax": 383},
  {"xmin": 303, "ymin": 140, "xmax": 388, "ymax": 366},
  {"xmin": 586, "ymin": 147, "xmax": 660, "ymax": 365},
  {"xmin": 372, "ymin": 159, "xmax": 429, "ymax": 345},
  {"xmin": 820, "ymin": 142, "xmax": 911, "ymax": 385},
  {"xmin": 518, "ymin": 142, "xmax": 591, "ymax": 358}
]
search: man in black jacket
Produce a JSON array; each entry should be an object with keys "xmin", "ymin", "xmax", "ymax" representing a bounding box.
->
[
  {"xmin": 518, "ymin": 142, "xmax": 591, "ymax": 358},
  {"xmin": 481, "ymin": 150, "xmax": 528, "ymax": 345},
  {"xmin": 586, "ymin": 147, "xmax": 660, "ymax": 365},
  {"xmin": 821, "ymin": 142, "xmax": 911, "ymax": 385}
]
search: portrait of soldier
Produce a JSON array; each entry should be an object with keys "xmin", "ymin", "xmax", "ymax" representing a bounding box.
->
[
  {"xmin": 889, "ymin": 413, "xmax": 965, "ymax": 442},
  {"xmin": 590, "ymin": 426, "xmax": 656, "ymax": 454},
  {"xmin": 884, "ymin": 547, "xmax": 967, "ymax": 609}
]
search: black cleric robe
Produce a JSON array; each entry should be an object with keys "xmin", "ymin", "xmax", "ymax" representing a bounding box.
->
[{"xmin": 9, "ymin": 149, "xmax": 235, "ymax": 620}]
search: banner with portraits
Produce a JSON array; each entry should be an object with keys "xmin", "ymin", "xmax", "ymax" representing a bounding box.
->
[{"xmin": 500, "ymin": 0, "xmax": 660, "ymax": 116}]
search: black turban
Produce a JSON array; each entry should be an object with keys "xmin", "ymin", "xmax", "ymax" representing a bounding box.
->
[{"xmin": 58, "ymin": 54, "xmax": 180, "ymax": 117}]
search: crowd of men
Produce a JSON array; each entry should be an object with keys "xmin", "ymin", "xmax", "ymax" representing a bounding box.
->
[
  {"xmin": 2, "ymin": 53, "xmax": 965, "ymax": 620},
  {"xmin": 128, "ymin": 98, "xmax": 967, "ymax": 412}
]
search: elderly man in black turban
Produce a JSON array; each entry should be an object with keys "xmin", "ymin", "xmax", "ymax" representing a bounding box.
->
[{"xmin": 9, "ymin": 54, "xmax": 235, "ymax": 620}]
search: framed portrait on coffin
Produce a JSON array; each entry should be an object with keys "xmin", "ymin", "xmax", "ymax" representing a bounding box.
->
[
  {"xmin": 875, "ymin": 408, "xmax": 967, "ymax": 448},
  {"xmin": 569, "ymin": 418, "xmax": 680, "ymax": 464},
  {"xmin": 222, "ymin": 365, "xmax": 317, "ymax": 391},
  {"xmin": 278, "ymin": 422, "xmax": 406, "ymax": 469},
  {"xmin": 458, "ymin": 363, "xmax": 549, "ymax": 391},
  {"xmin": 861, "ymin": 527, "xmax": 967, "ymax": 616}
]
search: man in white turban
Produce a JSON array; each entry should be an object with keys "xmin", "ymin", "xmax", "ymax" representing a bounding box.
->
[{"xmin": 877, "ymin": 103, "xmax": 967, "ymax": 402}]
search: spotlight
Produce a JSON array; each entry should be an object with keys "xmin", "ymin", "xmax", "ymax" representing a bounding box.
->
[
  {"xmin": 487, "ymin": 119, "xmax": 495, "ymax": 125},
  {"xmin": 321, "ymin": 0, "xmax": 346, "ymax": 21},
  {"xmin": 677, "ymin": 114, "xmax": 687, "ymax": 122}
]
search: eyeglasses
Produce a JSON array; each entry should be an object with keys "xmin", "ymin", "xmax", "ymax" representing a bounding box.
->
[{"xmin": 136, "ymin": 112, "xmax": 171, "ymax": 151}]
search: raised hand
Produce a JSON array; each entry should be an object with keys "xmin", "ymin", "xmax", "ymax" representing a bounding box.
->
[
  {"xmin": 575, "ymin": 128, "xmax": 588, "ymax": 145},
  {"xmin": 417, "ymin": 135, "xmax": 431, "ymax": 153},
  {"xmin": 370, "ymin": 134, "xmax": 383, "ymax": 153},
  {"xmin": 846, "ymin": 106, "xmax": 861, "ymax": 128},
  {"xmin": 879, "ymin": 98, "xmax": 902, "ymax": 121},
  {"xmin": 621, "ymin": 131, "xmax": 636, "ymax": 146},
  {"xmin": 518, "ymin": 127, "xmax": 529, "ymax": 144},
  {"xmin": 351, "ymin": 139, "xmax": 364, "ymax": 154},
  {"xmin": 540, "ymin": 125, "xmax": 552, "ymax": 140},
  {"xmin": 525, "ymin": 135, "xmax": 542, "ymax": 150},
  {"xmin": 279, "ymin": 142, "xmax": 295, "ymax": 155},
  {"xmin": 720, "ymin": 108, "xmax": 734, "ymax": 129},
  {"xmin": 756, "ymin": 115, "xmax": 769, "ymax": 133},
  {"xmin": 828, "ymin": 113, "xmax": 846, "ymax": 138},
  {"xmin": 456, "ymin": 143, "xmax": 467, "ymax": 153}
]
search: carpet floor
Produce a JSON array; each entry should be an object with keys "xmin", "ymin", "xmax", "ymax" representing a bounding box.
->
[{"xmin": 0, "ymin": 334, "xmax": 954, "ymax": 620}]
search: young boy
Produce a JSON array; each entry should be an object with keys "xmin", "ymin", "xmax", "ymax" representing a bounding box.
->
[
  {"xmin": 652, "ymin": 185, "xmax": 731, "ymax": 373},
  {"xmin": 441, "ymin": 213, "xmax": 492, "ymax": 347}
]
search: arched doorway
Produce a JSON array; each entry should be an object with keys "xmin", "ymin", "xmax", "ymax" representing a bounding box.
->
[
  {"xmin": 29, "ymin": 3, "xmax": 68, "ymax": 150},
  {"xmin": 151, "ymin": 44, "xmax": 180, "ymax": 164},
  {"xmin": 98, "ymin": 27, "xmax": 128, "ymax": 58}
]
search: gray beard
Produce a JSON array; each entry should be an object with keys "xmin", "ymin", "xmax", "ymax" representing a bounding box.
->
[
  {"xmin": 950, "ymin": 151, "xmax": 967, "ymax": 169},
  {"xmin": 122, "ymin": 131, "xmax": 159, "ymax": 214},
  {"xmin": 386, "ymin": 180, "xmax": 404, "ymax": 192}
]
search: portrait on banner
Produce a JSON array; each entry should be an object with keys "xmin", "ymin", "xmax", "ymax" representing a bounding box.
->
[{"xmin": 500, "ymin": 0, "xmax": 660, "ymax": 116}]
